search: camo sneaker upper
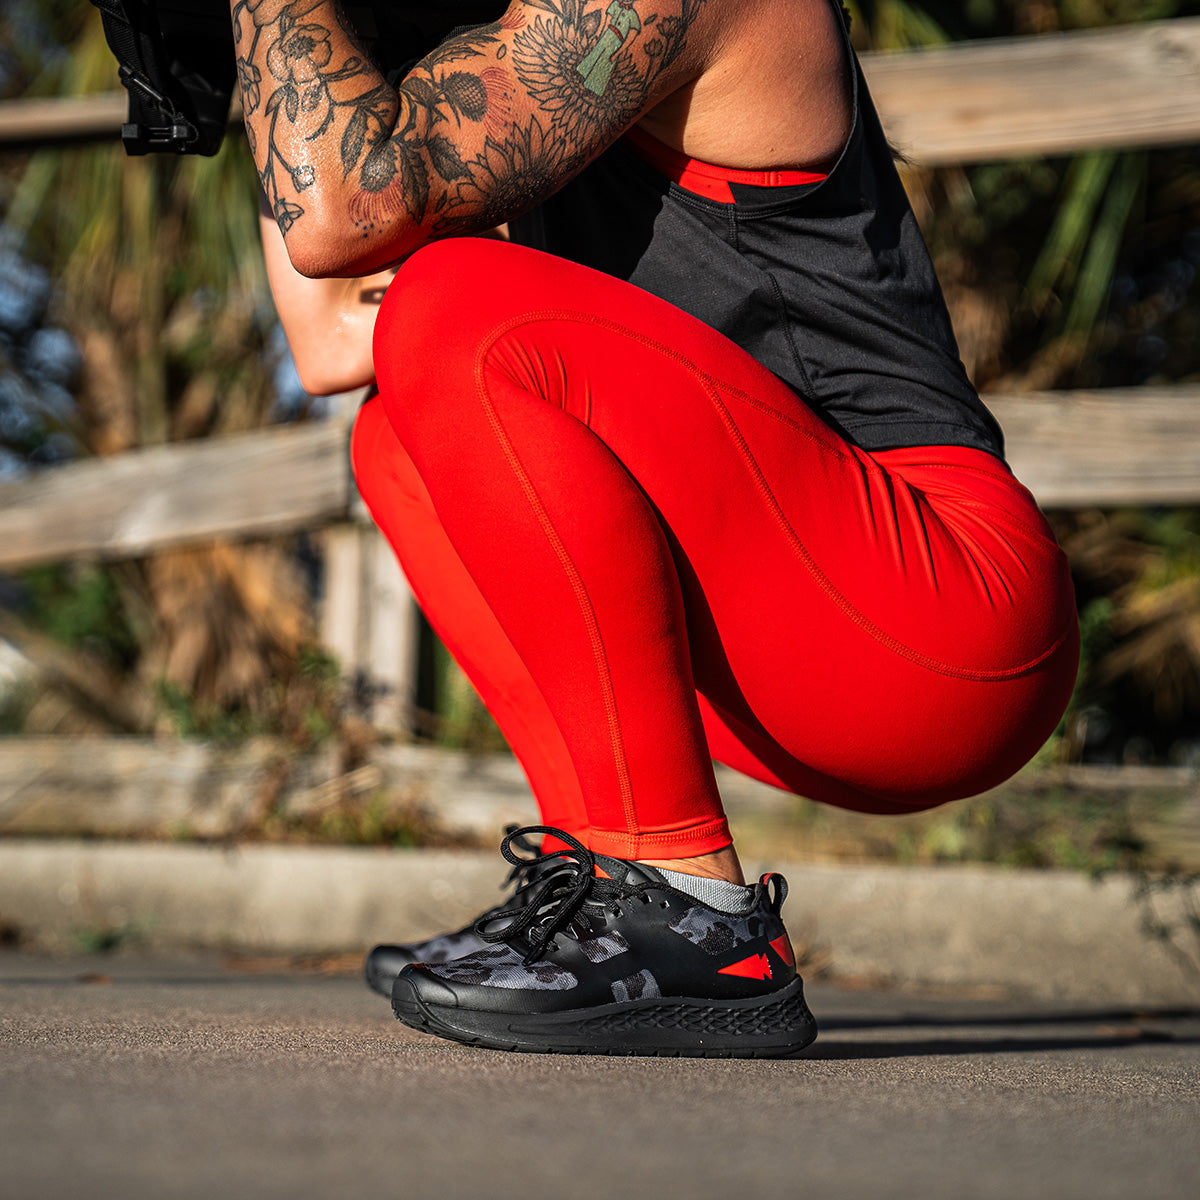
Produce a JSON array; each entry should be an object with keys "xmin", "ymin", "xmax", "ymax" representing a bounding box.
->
[
  {"xmin": 400, "ymin": 827, "xmax": 797, "ymax": 1017},
  {"xmin": 363, "ymin": 829, "xmax": 574, "ymax": 995}
]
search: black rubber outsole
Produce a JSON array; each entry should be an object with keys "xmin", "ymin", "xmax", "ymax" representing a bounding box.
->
[{"xmin": 391, "ymin": 974, "xmax": 819, "ymax": 1058}]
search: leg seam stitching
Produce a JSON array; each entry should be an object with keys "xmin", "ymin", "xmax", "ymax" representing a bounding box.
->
[
  {"xmin": 478, "ymin": 309, "xmax": 1072, "ymax": 683},
  {"xmin": 473, "ymin": 333, "xmax": 639, "ymax": 836}
]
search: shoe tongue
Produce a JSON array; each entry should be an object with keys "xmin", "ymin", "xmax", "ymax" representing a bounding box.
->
[{"xmin": 593, "ymin": 854, "xmax": 666, "ymax": 887}]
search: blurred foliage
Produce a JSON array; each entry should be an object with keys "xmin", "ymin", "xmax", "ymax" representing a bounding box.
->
[
  {"xmin": 0, "ymin": 5, "xmax": 329, "ymax": 742},
  {"xmin": 19, "ymin": 563, "xmax": 140, "ymax": 670},
  {"xmin": 845, "ymin": 0, "xmax": 1199, "ymax": 46},
  {"xmin": 154, "ymin": 643, "xmax": 343, "ymax": 750},
  {"xmin": 1125, "ymin": 867, "xmax": 1200, "ymax": 978},
  {"xmin": 255, "ymin": 785, "xmax": 481, "ymax": 848},
  {"xmin": 756, "ymin": 786, "xmax": 1154, "ymax": 871},
  {"xmin": 3, "ymin": 9, "xmax": 272, "ymax": 452},
  {"xmin": 0, "ymin": 680, "xmax": 31, "ymax": 734},
  {"xmin": 72, "ymin": 916, "xmax": 149, "ymax": 956},
  {"xmin": 412, "ymin": 631, "xmax": 510, "ymax": 754},
  {"xmin": 1051, "ymin": 509, "xmax": 1200, "ymax": 763}
]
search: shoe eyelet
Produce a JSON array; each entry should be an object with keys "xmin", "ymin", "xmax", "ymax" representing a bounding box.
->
[{"xmin": 659, "ymin": 900, "xmax": 669, "ymax": 909}]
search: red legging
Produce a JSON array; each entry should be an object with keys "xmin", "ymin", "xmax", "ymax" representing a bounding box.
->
[{"xmin": 352, "ymin": 237, "xmax": 1079, "ymax": 860}]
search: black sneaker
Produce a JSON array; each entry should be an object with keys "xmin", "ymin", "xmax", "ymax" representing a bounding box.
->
[
  {"xmin": 390, "ymin": 826, "xmax": 818, "ymax": 1058},
  {"xmin": 363, "ymin": 828, "xmax": 573, "ymax": 997}
]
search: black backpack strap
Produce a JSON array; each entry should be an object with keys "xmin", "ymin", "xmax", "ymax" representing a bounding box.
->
[{"xmin": 89, "ymin": 0, "xmax": 233, "ymax": 155}]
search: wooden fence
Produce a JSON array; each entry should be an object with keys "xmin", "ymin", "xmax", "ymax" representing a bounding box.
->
[
  {"xmin": 4, "ymin": 18, "xmax": 1200, "ymax": 158},
  {"xmin": 2, "ymin": 17, "xmax": 1200, "ymax": 729}
]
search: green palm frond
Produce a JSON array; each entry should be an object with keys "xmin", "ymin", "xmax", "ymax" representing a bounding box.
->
[
  {"xmin": 1023, "ymin": 150, "xmax": 1146, "ymax": 344},
  {"xmin": 845, "ymin": 0, "xmax": 952, "ymax": 48}
]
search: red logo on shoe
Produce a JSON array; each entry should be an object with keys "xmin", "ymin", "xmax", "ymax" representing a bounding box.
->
[
  {"xmin": 770, "ymin": 934, "xmax": 795, "ymax": 968},
  {"xmin": 718, "ymin": 952, "xmax": 772, "ymax": 981}
]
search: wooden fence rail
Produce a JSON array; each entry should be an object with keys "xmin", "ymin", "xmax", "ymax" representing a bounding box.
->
[
  {"xmin": 863, "ymin": 17, "xmax": 1200, "ymax": 163},
  {"xmin": 0, "ymin": 419, "xmax": 354, "ymax": 570},
  {"xmin": 3, "ymin": 385, "xmax": 1198, "ymax": 577},
  {"xmin": 3, "ymin": 18, "xmax": 1200, "ymax": 162}
]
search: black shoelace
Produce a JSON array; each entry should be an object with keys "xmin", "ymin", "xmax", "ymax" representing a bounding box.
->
[
  {"xmin": 476, "ymin": 826, "xmax": 647, "ymax": 966},
  {"xmin": 489, "ymin": 826, "xmax": 574, "ymax": 912}
]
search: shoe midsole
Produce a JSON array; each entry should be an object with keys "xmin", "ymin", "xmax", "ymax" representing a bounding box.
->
[{"xmin": 394, "ymin": 974, "xmax": 817, "ymax": 1051}]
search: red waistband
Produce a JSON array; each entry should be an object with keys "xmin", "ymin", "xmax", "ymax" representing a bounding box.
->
[{"xmin": 624, "ymin": 125, "xmax": 828, "ymax": 203}]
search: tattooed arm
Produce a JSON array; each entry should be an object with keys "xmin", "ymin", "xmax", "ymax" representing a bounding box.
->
[{"xmin": 232, "ymin": 0, "xmax": 716, "ymax": 277}]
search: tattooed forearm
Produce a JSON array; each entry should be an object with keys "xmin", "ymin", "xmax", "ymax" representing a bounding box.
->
[
  {"xmin": 232, "ymin": 0, "xmax": 709, "ymax": 270},
  {"xmin": 232, "ymin": 0, "xmax": 388, "ymax": 238}
]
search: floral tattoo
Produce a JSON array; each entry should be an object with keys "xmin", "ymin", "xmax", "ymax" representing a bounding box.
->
[{"xmin": 231, "ymin": 0, "xmax": 708, "ymax": 245}]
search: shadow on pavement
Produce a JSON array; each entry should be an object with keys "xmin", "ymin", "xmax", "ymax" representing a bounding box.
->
[
  {"xmin": 818, "ymin": 1005, "xmax": 1200, "ymax": 1030},
  {"xmin": 0, "ymin": 972, "xmax": 352, "ymax": 988},
  {"xmin": 802, "ymin": 1001, "xmax": 1200, "ymax": 1059},
  {"xmin": 800, "ymin": 1031, "xmax": 1200, "ymax": 1060}
]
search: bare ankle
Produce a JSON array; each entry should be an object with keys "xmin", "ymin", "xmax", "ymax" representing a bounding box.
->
[{"xmin": 639, "ymin": 844, "xmax": 746, "ymax": 885}]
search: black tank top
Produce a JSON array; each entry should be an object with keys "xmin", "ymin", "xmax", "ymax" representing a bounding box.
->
[{"xmin": 508, "ymin": 3, "xmax": 1004, "ymax": 458}]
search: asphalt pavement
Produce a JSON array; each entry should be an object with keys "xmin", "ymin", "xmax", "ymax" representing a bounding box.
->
[{"xmin": 2, "ymin": 953, "xmax": 1197, "ymax": 1200}]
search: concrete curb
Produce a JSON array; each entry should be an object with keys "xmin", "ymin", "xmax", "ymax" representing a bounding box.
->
[{"xmin": 1, "ymin": 839, "xmax": 1196, "ymax": 1006}]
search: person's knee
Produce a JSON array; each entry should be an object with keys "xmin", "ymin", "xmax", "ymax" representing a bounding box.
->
[
  {"xmin": 377, "ymin": 241, "xmax": 472, "ymax": 355},
  {"xmin": 373, "ymin": 239, "xmax": 522, "ymax": 415},
  {"xmin": 379, "ymin": 237, "xmax": 539, "ymax": 346}
]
